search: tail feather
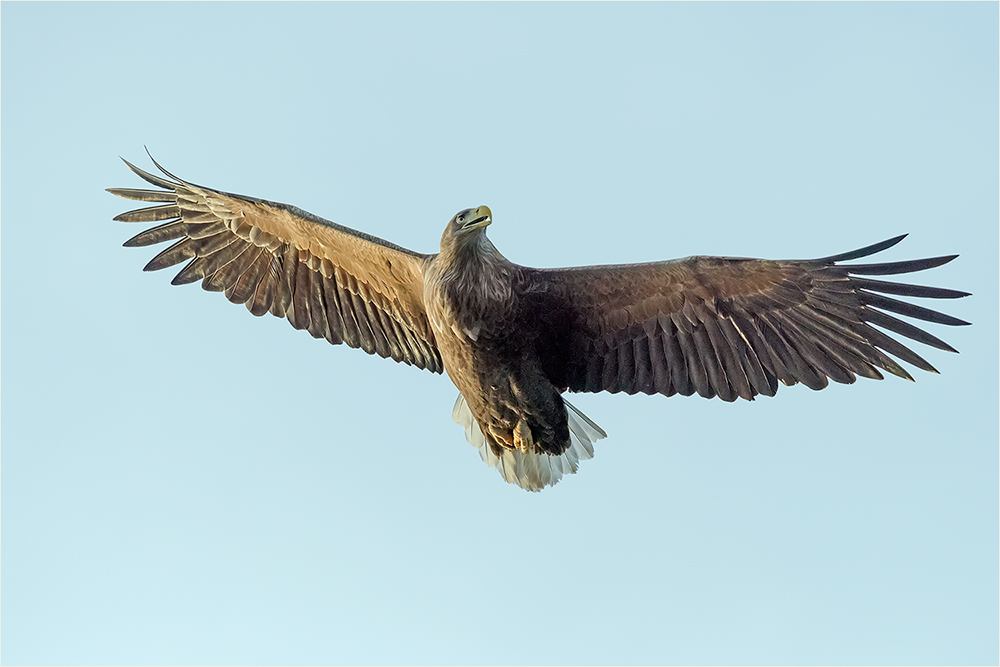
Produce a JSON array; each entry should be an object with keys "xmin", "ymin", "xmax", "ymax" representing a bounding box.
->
[{"xmin": 452, "ymin": 394, "xmax": 607, "ymax": 492}]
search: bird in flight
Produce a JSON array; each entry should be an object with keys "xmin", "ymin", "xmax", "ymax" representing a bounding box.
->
[{"xmin": 109, "ymin": 155, "xmax": 970, "ymax": 491}]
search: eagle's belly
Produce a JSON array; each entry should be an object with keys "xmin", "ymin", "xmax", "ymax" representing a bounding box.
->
[
  {"xmin": 425, "ymin": 280, "xmax": 571, "ymax": 456},
  {"xmin": 438, "ymin": 331, "xmax": 571, "ymax": 455}
]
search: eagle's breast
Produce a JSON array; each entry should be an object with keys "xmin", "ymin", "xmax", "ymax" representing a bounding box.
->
[{"xmin": 424, "ymin": 239, "xmax": 517, "ymax": 344}]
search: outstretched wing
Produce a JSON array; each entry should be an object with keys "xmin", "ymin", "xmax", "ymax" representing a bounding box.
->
[
  {"xmin": 531, "ymin": 236, "xmax": 969, "ymax": 401},
  {"xmin": 109, "ymin": 156, "xmax": 443, "ymax": 372}
]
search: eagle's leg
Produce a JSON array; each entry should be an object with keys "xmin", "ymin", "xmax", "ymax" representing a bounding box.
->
[{"xmin": 513, "ymin": 420, "xmax": 534, "ymax": 453}]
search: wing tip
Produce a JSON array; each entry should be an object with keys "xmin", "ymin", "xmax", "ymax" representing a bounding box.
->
[
  {"xmin": 817, "ymin": 233, "xmax": 910, "ymax": 263},
  {"xmin": 143, "ymin": 146, "xmax": 189, "ymax": 184}
]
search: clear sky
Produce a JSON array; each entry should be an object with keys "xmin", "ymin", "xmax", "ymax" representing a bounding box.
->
[{"xmin": 2, "ymin": 3, "xmax": 997, "ymax": 665}]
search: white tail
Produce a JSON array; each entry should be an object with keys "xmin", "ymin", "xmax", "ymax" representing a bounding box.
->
[{"xmin": 451, "ymin": 393, "xmax": 607, "ymax": 492}]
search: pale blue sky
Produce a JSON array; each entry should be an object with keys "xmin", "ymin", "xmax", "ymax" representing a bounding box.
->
[{"xmin": 2, "ymin": 2, "xmax": 997, "ymax": 665}]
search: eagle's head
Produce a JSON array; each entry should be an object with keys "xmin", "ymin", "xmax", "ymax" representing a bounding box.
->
[
  {"xmin": 441, "ymin": 205, "xmax": 493, "ymax": 254},
  {"xmin": 450, "ymin": 206, "xmax": 492, "ymax": 234}
]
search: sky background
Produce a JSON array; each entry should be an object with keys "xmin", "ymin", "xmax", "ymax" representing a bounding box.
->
[{"xmin": 2, "ymin": 3, "xmax": 997, "ymax": 665}]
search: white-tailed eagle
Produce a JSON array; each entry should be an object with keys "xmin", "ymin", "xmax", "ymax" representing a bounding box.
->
[{"xmin": 109, "ymin": 155, "xmax": 970, "ymax": 491}]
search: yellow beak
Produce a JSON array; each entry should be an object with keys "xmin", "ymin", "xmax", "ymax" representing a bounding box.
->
[{"xmin": 465, "ymin": 205, "xmax": 492, "ymax": 229}]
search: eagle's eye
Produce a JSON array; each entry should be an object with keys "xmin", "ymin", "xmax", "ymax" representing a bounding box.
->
[{"xmin": 457, "ymin": 214, "xmax": 465, "ymax": 224}]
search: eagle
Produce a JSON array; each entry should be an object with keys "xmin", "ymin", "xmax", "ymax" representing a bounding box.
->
[{"xmin": 109, "ymin": 155, "xmax": 970, "ymax": 491}]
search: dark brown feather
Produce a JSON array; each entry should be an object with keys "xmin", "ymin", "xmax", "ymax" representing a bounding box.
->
[
  {"xmin": 632, "ymin": 335, "xmax": 655, "ymax": 395},
  {"xmin": 676, "ymin": 326, "xmax": 713, "ymax": 398},
  {"xmin": 332, "ymin": 270, "xmax": 365, "ymax": 349},
  {"xmin": 357, "ymin": 290, "xmax": 393, "ymax": 359},
  {"xmin": 124, "ymin": 220, "xmax": 185, "ymax": 248},
  {"xmin": 719, "ymin": 316, "xmax": 776, "ymax": 397},
  {"xmin": 172, "ymin": 236, "xmax": 244, "ymax": 285},
  {"xmin": 601, "ymin": 341, "xmax": 620, "ymax": 393},
  {"xmin": 690, "ymin": 323, "xmax": 729, "ymax": 400},
  {"xmin": 248, "ymin": 258, "xmax": 281, "ymax": 317},
  {"xmin": 705, "ymin": 317, "xmax": 753, "ymax": 401},
  {"xmin": 204, "ymin": 243, "xmax": 255, "ymax": 293},
  {"xmin": 306, "ymin": 270, "xmax": 332, "ymax": 341},
  {"xmin": 846, "ymin": 255, "xmax": 958, "ymax": 275},
  {"xmin": 347, "ymin": 288, "xmax": 379, "ymax": 356},
  {"xmin": 320, "ymin": 273, "xmax": 350, "ymax": 345},
  {"xmin": 106, "ymin": 187, "xmax": 175, "ymax": 203},
  {"xmin": 373, "ymin": 306, "xmax": 405, "ymax": 362},
  {"xmin": 288, "ymin": 259, "xmax": 313, "ymax": 332},
  {"xmin": 851, "ymin": 277, "xmax": 970, "ymax": 299},
  {"xmin": 228, "ymin": 248, "xmax": 270, "ymax": 305},
  {"xmin": 114, "ymin": 204, "xmax": 181, "ymax": 223},
  {"xmin": 860, "ymin": 291, "xmax": 970, "ymax": 326},
  {"xmin": 645, "ymin": 327, "xmax": 673, "ymax": 395},
  {"xmin": 616, "ymin": 339, "xmax": 636, "ymax": 394},
  {"xmin": 862, "ymin": 308, "xmax": 957, "ymax": 352},
  {"xmin": 781, "ymin": 307, "xmax": 880, "ymax": 380},
  {"xmin": 144, "ymin": 237, "xmax": 197, "ymax": 272},
  {"xmin": 660, "ymin": 317, "xmax": 691, "ymax": 396}
]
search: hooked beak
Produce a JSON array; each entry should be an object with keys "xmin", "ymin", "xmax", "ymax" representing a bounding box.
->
[{"xmin": 464, "ymin": 205, "xmax": 492, "ymax": 230}]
